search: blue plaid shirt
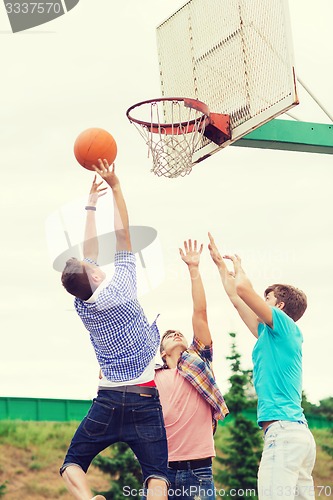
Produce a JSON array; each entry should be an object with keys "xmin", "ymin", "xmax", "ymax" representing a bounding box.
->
[{"xmin": 74, "ymin": 251, "xmax": 160, "ymax": 382}]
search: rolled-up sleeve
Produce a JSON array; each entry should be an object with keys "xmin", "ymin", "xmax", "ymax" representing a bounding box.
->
[{"xmin": 105, "ymin": 251, "xmax": 137, "ymax": 301}]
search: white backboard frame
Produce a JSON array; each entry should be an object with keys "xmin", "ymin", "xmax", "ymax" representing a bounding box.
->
[{"xmin": 156, "ymin": 0, "xmax": 298, "ymax": 163}]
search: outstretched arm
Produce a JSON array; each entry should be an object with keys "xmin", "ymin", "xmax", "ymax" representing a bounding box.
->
[
  {"xmin": 208, "ymin": 232, "xmax": 259, "ymax": 338},
  {"xmin": 83, "ymin": 176, "xmax": 107, "ymax": 260},
  {"xmin": 179, "ymin": 239, "xmax": 211, "ymax": 346},
  {"xmin": 224, "ymin": 253, "xmax": 273, "ymax": 329},
  {"xmin": 93, "ymin": 159, "xmax": 131, "ymax": 252}
]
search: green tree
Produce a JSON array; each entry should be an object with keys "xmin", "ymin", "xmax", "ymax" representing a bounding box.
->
[
  {"xmin": 302, "ymin": 395, "xmax": 333, "ymax": 420},
  {"xmin": 92, "ymin": 442, "xmax": 142, "ymax": 500},
  {"xmin": 316, "ymin": 397, "xmax": 333, "ymax": 420},
  {"xmin": 0, "ymin": 482, "xmax": 7, "ymax": 498},
  {"xmin": 322, "ymin": 431, "xmax": 333, "ymax": 458},
  {"xmin": 315, "ymin": 397, "xmax": 333, "ymax": 457},
  {"xmin": 215, "ymin": 332, "xmax": 262, "ymax": 499},
  {"xmin": 301, "ymin": 391, "xmax": 317, "ymax": 416}
]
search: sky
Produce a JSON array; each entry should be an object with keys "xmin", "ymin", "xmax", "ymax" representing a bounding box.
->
[{"xmin": 0, "ymin": 0, "xmax": 332, "ymax": 406}]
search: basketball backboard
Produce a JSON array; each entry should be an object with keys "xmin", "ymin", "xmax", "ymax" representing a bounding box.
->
[{"xmin": 156, "ymin": 0, "xmax": 299, "ymax": 163}]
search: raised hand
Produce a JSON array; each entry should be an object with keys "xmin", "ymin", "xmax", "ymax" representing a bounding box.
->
[
  {"xmin": 208, "ymin": 233, "xmax": 259, "ymax": 337},
  {"xmin": 208, "ymin": 232, "xmax": 226, "ymax": 269},
  {"xmin": 223, "ymin": 253, "xmax": 243, "ymax": 276},
  {"xmin": 87, "ymin": 175, "xmax": 107, "ymax": 206},
  {"xmin": 179, "ymin": 239, "xmax": 203, "ymax": 268},
  {"xmin": 208, "ymin": 232, "xmax": 239, "ymax": 295},
  {"xmin": 92, "ymin": 159, "xmax": 120, "ymax": 189}
]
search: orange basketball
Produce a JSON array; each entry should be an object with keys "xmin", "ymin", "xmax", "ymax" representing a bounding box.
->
[{"xmin": 74, "ymin": 128, "xmax": 117, "ymax": 170}]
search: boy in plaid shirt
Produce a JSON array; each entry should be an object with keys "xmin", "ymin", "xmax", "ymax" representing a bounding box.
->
[
  {"xmin": 155, "ymin": 239, "xmax": 228, "ymax": 500},
  {"xmin": 60, "ymin": 160, "xmax": 169, "ymax": 500}
]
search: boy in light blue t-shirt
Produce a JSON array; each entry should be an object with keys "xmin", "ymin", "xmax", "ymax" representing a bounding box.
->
[{"xmin": 208, "ymin": 233, "xmax": 316, "ymax": 500}]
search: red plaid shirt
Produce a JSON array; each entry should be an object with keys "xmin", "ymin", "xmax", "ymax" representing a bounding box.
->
[{"xmin": 157, "ymin": 337, "xmax": 229, "ymax": 430}]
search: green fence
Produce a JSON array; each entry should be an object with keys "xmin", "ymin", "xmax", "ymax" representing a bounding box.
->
[
  {"xmin": 0, "ymin": 396, "xmax": 91, "ymax": 422},
  {"xmin": 219, "ymin": 408, "xmax": 333, "ymax": 429},
  {"xmin": 0, "ymin": 397, "xmax": 332, "ymax": 428}
]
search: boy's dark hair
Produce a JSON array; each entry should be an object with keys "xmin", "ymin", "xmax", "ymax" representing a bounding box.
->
[
  {"xmin": 264, "ymin": 284, "xmax": 307, "ymax": 322},
  {"xmin": 61, "ymin": 258, "xmax": 92, "ymax": 301}
]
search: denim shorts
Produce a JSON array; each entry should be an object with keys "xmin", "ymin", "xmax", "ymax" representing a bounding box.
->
[{"xmin": 60, "ymin": 389, "xmax": 169, "ymax": 487}]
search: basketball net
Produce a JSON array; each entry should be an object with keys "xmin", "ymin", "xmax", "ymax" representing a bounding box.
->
[{"xmin": 126, "ymin": 98, "xmax": 210, "ymax": 178}]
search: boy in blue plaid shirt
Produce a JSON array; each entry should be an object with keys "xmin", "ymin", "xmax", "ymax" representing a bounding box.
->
[{"xmin": 60, "ymin": 159, "xmax": 169, "ymax": 500}]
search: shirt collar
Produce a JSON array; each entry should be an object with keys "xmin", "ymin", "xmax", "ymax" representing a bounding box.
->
[{"xmin": 84, "ymin": 277, "xmax": 108, "ymax": 303}]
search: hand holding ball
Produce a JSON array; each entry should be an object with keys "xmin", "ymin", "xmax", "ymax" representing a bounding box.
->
[{"xmin": 74, "ymin": 128, "xmax": 117, "ymax": 170}]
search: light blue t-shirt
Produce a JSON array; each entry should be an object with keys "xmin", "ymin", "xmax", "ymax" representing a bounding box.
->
[{"xmin": 252, "ymin": 307, "xmax": 305, "ymax": 426}]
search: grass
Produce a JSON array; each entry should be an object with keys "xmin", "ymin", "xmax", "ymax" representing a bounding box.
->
[
  {"xmin": 0, "ymin": 420, "xmax": 74, "ymax": 450},
  {"xmin": 0, "ymin": 421, "xmax": 332, "ymax": 499},
  {"xmin": 0, "ymin": 421, "xmax": 110, "ymax": 499}
]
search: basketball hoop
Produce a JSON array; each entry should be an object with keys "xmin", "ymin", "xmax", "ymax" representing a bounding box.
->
[{"xmin": 126, "ymin": 97, "xmax": 230, "ymax": 178}]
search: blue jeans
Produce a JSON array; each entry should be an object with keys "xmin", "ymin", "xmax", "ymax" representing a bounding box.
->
[
  {"xmin": 167, "ymin": 465, "xmax": 215, "ymax": 500},
  {"xmin": 60, "ymin": 389, "xmax": 169, "ymax": 487}
]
